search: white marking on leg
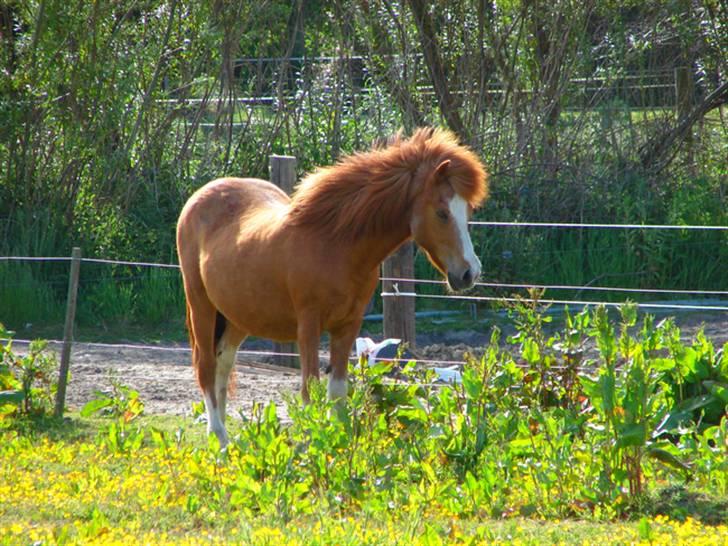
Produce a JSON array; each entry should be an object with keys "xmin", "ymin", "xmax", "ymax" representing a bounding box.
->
[
  {"xmin": 327, "ymin": 376, "xmax": 348, "ymax": 400},
  {"xmin": 203, "ymin": 391, "xmax": 229, "ymax": 447},
  {"xmin": 215, "ymin": 341, "xmax": 237, "ymax": 424},
  {"xmin": 449, "ymin": 195, "xmax": 482, "ymax": 279}
]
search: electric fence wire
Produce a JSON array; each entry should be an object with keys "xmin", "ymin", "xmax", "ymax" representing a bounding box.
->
[
  {"xmin": 380, "ymin": 291, "xmax": 728, "ymax": 311},
  {"xmin": 3, "ymin": 219, "xmax": 726, "ymax": 320},
  {"xmin": 380, "ymin": 277, "xmax": 728, "ymax": 296},
  {"xmin": 3, "ymin": 256, "xmax": 727, "ymax": 302},
  {"xmin": 469, "ymin": 221, "xmax": 728, "ymax": 230}
]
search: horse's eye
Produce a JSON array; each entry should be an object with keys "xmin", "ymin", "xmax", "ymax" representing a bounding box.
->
[{"xmin": 436, "ymin": 209, "xmax": 449, "ymax": 222}]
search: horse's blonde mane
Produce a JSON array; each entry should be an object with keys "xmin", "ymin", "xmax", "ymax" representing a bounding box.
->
[{"xmin": 287, "ymin": 127, "xmax": 489, "ymax": 240}]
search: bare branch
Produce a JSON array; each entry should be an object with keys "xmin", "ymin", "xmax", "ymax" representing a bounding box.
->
[
  {"xmin": 640, "ymin": 80, "xmax": 728, "ymax": 172},
  {"xmin": 407, "ymin": 0, "xmax": 469, "ymax": 141}
]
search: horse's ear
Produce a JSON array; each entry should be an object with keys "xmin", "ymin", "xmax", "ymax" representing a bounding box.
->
[
  {"xmin": 429, "ymin": 160, "xmax": 453, "ymax": 195},
  {"xmin": 428, "ymin": 160, "xmax": 454, "ymax": 203},
  {"xmin": 435, "ymin": 160, "xmax": 451, "ymax": 180}
]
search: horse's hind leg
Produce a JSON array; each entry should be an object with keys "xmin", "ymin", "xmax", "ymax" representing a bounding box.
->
[
  {"xmin": 184, "ymin": 293, "xmax": 230, "ymax": 446},
  {"xmin": 214, "ymin": 314, "xmax": 246, "ymax": 426}
]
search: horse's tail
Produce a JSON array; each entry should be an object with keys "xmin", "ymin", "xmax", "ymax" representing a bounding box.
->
[{"xmin": 185, "ymin": 301, "xmax": 196, "ymax": 364}]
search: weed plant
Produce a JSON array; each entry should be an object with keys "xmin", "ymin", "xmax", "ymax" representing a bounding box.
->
[
  {"xmin": 133, "ymin": 303, "xmax": 724, "ymax": 521},
  {"xmin": 0, "ymin": 324, "xmax": 59, "ymax": 417},
  {"xmin": 0, "ymin": 306, "xmax": 726, "ymax": 544}
]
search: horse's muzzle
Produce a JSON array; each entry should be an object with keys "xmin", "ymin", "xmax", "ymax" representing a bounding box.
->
[{"xmin": 447, "ymin": 268, "xmax": 476, "ymax": 292}]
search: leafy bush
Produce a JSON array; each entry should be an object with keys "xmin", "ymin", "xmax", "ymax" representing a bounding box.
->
[
  {"xmin": 0, "ymin": 324, "xmax": 59, "ymax": 417},
  {"xmin": 163, "ymin": 304, "xmax": 724, "ymax": 520},
  {"xmin": 0, "ymin": 263, "xmax": 64, "ymax": 327},
  {"xmin": 658, "ymin": 327, "xmax": 728, "ymax": 430},
  {"xmin": 1, "ymin": 308, "xmax": 725, "ymax": 524}
]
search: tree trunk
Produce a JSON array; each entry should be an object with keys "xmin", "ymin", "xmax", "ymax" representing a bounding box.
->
[
  {"xmin": 407, "ymin": 0, "xmax": 470, "ymax": 142},
  {"xmin": 355, "ymin": 0, "xmax": 425, "ymax": 131}
]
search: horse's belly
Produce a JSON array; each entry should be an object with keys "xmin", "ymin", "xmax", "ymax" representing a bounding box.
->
[{"xmin": 229, "ymin": 303, "xmax": 299, "ymax": 342}]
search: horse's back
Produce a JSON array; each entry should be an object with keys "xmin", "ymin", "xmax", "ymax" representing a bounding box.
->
[
  {"xmin": 178, "ymin": 177, "xmax": 288, "ymax": 237},
  {"xmin": 176, "ymin": 177, "xmax": 289, "ymax": 296}
]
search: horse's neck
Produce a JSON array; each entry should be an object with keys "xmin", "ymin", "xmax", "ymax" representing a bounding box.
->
[{"xmin": 348, "ymin": 222, "xmax": 412, "ymax": 274}]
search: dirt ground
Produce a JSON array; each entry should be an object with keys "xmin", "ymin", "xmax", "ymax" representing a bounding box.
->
[
  {"xmin": 11, "ymin": 310, "xmax": 727, "ymax": 422},
  {"xmin": 55, "ymin": 343, "xmax": 300, "ymax": 422}
]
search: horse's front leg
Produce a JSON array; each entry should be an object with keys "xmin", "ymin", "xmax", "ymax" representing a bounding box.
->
[
  {"xmin": 327, "ymin": 321, "xmax": 361, "ymax": 401},
  {"xmin": 297, "ymin": 314, "xmax": 321, "ymax": 403}
]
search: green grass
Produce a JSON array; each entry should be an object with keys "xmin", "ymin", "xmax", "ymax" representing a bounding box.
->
[{"xmin": 0, "ymin": 262, "xmax": 65, "ymax": 328}]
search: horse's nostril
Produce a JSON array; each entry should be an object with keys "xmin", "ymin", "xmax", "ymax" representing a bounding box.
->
[{"xmin": 462, "ymin": 269, "xmax": 472, "ymax": 285}]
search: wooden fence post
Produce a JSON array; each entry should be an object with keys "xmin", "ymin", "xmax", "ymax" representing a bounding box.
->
[
  {"xmin": 382, "ymin": 242, "xmax": 416, "ymax": 349},
  {"xmin": 54, "ymin": 247, "xmax": 81, "ymax": 417},
  {"xmin": 270, "ymin": 155, "xmax": 299, "ymax": 368}
]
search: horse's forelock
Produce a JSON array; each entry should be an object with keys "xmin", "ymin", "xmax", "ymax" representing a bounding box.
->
[{"xmin": 416, "ymin": 127, "xmax": 489, "ymax": 207}]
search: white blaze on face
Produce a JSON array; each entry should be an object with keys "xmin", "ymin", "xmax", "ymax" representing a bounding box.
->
[{"xmin": 449, "ymin": 194, "xmax": 481, "ymax": 280}]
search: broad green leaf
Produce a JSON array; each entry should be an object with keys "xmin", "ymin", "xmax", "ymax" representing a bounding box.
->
[
  {"xmin": 368, "ymin": 360, "xmax": 393, "ymax": 377},
  {"xmin": 653, "ymin": 409, "xmax": 691, "ymax": 437},
  {"xmin": 0, "ymin": 368, "xmax": 20, "ymax": 390},
  {"xmin": 462, "ymin": 367, "xmax": 482, "ymax": 399},
  {"xmin": 677, "ymin": 348, "xmax": 698, "ymax": 376},
  {"xmin": 522, "ymin": 338, "xmax": 540, "ymax": 364},
  {"xmin": 237, "ymin": 474, "xmax": 262, "ymax": 495},
  {"xmin": 509, "ymin": 438, "xmax": 534, "ymax": 456},
  {"xmin": 464, "ymin": 470, "xmax": 478, "ymax": 493},
  {"xmin": 422, "ymin": 523, "xmax": 443, "ymax": 546},
  {"xmin": 396, "ymin": 406, "xmax": 428, "ymax": 424},
  {"xmin": 80, "ymin": 398, "xmax": 113, "ymax": 417},
  {"xmin": 420, "ymin": 461, "xmax": 436, "ymax": 483},
  {"xmin": 651, "ymin": 357, "xmax": 676, "ymax": 371},
  {"xmin": 579, "ymin": 375, "xmax": 599, "ymax": 398},
  {"xmin": 264, "ymin": 402, "xmax": 278, "ymax": 425},
  {"xmin": 0, "ymin": 403, "xmax": 18, "ymax": 416},
  {"xmin": 678, "ymin": 394, "xmax": 716, "ymax": 413},
  {"xmin": 647, "ymin": 445, "xmax": 691, "ymax": 474},
  {"xmin": 475, "ymin": 423, "xmax": 488, "ymax": 454},
  {"xmin": 638, "ymin": 517, "xmax": 653, "ymax": 541},
  {"xmin": 600, "ymin": 371, "xmax": 615, "ymax": 415},
  {"xmin": 704, "ymin": 381, "xmax": 728, "ymax": 404},
  {"xmin": 0, "ymin": 390, "xmax": 25, "ymax": 405},
  {"xmin": 616, "ymin": 422, "xmax": 646, "ymax": 448},
  {"xmin": 207, "ymin": 432, "xmax": 221, "ymax": 452}
]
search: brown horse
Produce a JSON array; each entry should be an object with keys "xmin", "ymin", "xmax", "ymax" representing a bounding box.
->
[{"xmin": 177, "ymin": 127, "xmax": 488, "ymax": 446}]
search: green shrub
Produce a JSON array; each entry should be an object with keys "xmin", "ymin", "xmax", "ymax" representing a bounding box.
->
[{"xmin": 0, "ymin": 324, "xmax": 59, "ymax": 418}]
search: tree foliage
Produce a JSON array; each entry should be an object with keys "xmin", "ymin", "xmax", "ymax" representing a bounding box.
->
[{"xmin": 0, "ymin": 0, "xmax": 725, "ymax": 265}]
